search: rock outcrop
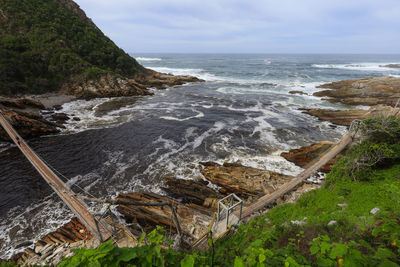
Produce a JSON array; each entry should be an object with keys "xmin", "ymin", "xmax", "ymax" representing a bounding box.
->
[
  {"xmin": 0, "ymin": 97, "xmax": 45, "ymax": 110},
  {"xmin": 313, "ymin": 76, "xmax": 400, "ymax": 106},
  {"xmin": 302, "ymin": 105, "xmax": 400, "ymax": 127},
  {"xmin": 381, "ymin": 64, "xmax": 400, "ymax": 69},
  {"xmin": 62, "ymin": 71, "xmax": 204, "ymax": 99},
  {"xmin": 281, "ymin": 141, "xmax": 342, "ymax": 172},
  {"xmin": 9, "ymin": 218, "xmax": 94, "ymax": 266},
  {"xmin": 301, "ymin": 108, "xmax": 369, "ymax": 126},
  {"xmin": 116, "ymin": 192, "xmax": 212, "ymax": 240},
  {"xmin": 62, "ymin": 74, "xmax": 152, "ymax": 99},
  {"xmin": 0, "ymin": 109, "xmax": 63, "ymax": 142},
  {"xmin": 200, "ymin": 164, "xmax": 293, "ymax": 197},
  {"xmin": 136, "ymin": 71, "xmax": 204, "ymax": 90},
  {"xmin": 162, "ymin": 176, "xmax": 223, "ymax": 208}
]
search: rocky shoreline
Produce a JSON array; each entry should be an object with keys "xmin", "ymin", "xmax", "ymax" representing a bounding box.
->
[
  {"xmin": 6, "ymin": 161, "xmax": 321, "ymax": 266},
  {"xmin": 0, "ymin": 71, "xmax": 204, "ymax": 142},
  {"xmin": 3, "ymin": 75, "xmax": 400, "ymax": 265}
]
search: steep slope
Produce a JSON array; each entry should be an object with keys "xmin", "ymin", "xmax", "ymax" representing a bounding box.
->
[{"xmin": 0, "ymin": 0, "xmax": 147, "ymax": 95}]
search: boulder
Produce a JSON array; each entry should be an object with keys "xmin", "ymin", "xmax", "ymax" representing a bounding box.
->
[
  {"xmin": 51, "ymin": 113, "xmax": 70, "ymax": 121},
  {"xmin": 313, "ymin": 76, "xmax": 400, "ymax": 106},
  {"xmin": 281, "ymin": 141, "xmax": 342, "ymax": 172},
  {"xmin": 200, "ymin": 164, "xmax": 293, "ymax": 197}
]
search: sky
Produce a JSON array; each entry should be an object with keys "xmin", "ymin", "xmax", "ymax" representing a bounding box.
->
[{"xmin": 74, "ymin": 0, "xmax": 400, "ymax": 54}]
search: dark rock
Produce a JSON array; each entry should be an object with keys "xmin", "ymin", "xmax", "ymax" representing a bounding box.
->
[
  {"xmin": 51, "ymin": 113, "xmax": 70, "ymax": 121},
  {"xmin": 222, "ymin": 162, "xmax": 244, "ymax": 167},
  {"xmin": 289, "ymin": 90, "xmax": 308, "ymax": 95},
  {"xmin": 380, "ymin": 64, "xmax": 400, "ymax": 69},
  {"xmin": 72, "ymin": 117, "xmax": 80, "ymax": 121},
  {"xmin": 53, "ymin": 105, "xmax": 63, "ymax": 111},
  {"xmin": 14, "ymin": 241, "xmax": 33, "ymax": 249}
]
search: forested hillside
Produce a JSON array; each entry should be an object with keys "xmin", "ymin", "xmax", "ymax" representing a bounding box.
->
[{"xmin": 0, "ymin": 0, "xmax": 146, "ymax": 95}]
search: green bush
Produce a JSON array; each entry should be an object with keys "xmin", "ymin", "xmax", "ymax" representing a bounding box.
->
[{"xmin": 333, "ymin": 116, "xmax": 400, "ymax": 181}]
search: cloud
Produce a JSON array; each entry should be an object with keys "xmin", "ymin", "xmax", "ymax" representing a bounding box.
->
[{"xmin": 74, "ymin": 0, "xmax": 400, "ymax": 53}]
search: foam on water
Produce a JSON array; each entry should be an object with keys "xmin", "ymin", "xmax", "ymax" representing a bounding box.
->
[
  {"xmin": 136, "ymin": 57, "xmax": 162, "ymax": 62},
  {"xmin": 312, "ymin": 62, "xmax": 400, "ymax": 72}
]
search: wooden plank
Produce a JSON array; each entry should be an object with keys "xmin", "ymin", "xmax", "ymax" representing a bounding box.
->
[
  {"xmin": 0, "ymin": 111, "xmax": 112, "ymax": 242},
  {"xmin": 241, "ymin": 134, "xmax": 352, "ymax": 218}
]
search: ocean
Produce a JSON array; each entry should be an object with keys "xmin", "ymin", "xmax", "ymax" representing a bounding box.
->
[{"xmin": 1, "ymin": 53, "xmax": 400, "ymax": 258}]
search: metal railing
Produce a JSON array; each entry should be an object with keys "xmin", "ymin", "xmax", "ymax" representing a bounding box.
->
[{"xmin": 217, "ymin": 193, "xmax": 243, "ymax": 230}]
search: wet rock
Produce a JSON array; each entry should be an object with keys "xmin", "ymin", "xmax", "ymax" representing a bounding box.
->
[
  {"xmin": 200, "ymin": 164, "xmax": 293, "ymax": 197},
  {"xmin": 53, "ymin": 105, "xmax": 63, "ymax": 111},
  {"xmin": 162, "ymin": 176, "xmax": 223, "ymax": 207},
  {"xmin": 14, "ymin": 241, "xmax": 33, "ymax": 249},
  {"xmin": 289, "ymin": 90, "xmax": 308, "ymax": 95},
  {"xmin": 301, "ymin": 105, "xmax": 400, "ymax": 127},
  {"xmin": 116, "ymin": 191, "xmax": 212, "ymax": 240},
  {"xmin": 313, "ymin": 76, "xmax": 400, "ymax": 106},
  {"xmin": 0, "ymin": 109, "xmax": 63, "ymax": 142},
  {"xmin": 51, "ymin": 113, "xmax": 70, "ymax": 121},
  {"xmin": 281, "ymin": 141, "xmax": 343, "ymax": 172},
  {"xmin": 72, "ymin": 116, "xmax": 80, "ymax": 121}
]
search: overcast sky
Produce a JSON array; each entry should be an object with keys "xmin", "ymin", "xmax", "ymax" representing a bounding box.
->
[{"xmin": 74, "ymin": 0, "xmax": 400, "ymax": 54}]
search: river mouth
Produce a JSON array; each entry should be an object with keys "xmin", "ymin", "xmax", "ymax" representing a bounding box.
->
[{"xmin": 2, "ymin": 53, "xmax": 400, "ymax": 258}]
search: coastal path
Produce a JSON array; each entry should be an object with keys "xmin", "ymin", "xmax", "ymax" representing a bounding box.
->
[{"xmin": 194, "ymin": 133, "xmax": 353, "ymax": 250}]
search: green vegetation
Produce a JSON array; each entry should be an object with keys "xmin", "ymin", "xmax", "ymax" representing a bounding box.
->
[{"xmin": 0, "ymin": 0, "xmax": 146, "ymax": 95}]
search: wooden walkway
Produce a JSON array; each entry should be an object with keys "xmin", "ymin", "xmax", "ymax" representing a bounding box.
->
[
  {"xmin": 241, "ymin": 133, "xmax": 352, "ymax": 218},
  {"xmin": 193, "ymin": 133, "xmax": 352, "ymax": 251},
  {"xmin": 0, "ymin": 111, "xmax": 112, "ymax": 242}
]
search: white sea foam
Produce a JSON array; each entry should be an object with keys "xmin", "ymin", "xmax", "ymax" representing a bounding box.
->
[
  {"xmin": 312, "ymin": 63, "xmax": 400, "ymax": 72},
  {"xmin": 136, "ymin": 57, "xmax": 162, "ymax": 61}
]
